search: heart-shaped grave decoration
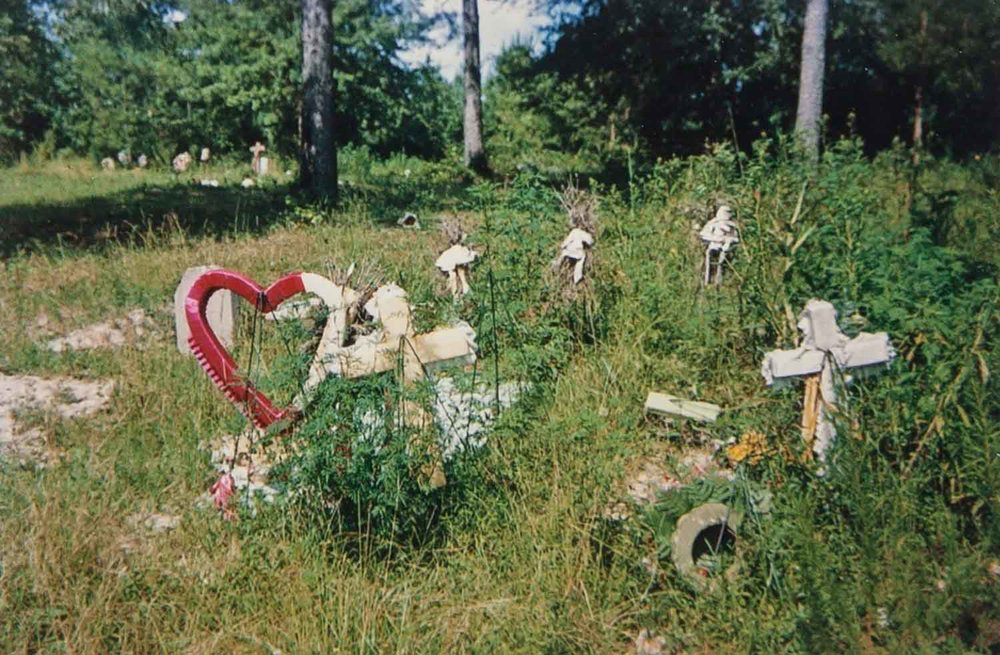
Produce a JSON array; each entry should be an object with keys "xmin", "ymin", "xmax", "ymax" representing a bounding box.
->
[{"xmin": 185, "ymin": 269, "xmax": 354, "ymax": 430}]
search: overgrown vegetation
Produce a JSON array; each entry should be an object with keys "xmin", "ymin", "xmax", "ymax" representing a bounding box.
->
[{"xmin": 0, "ymin": 137, "xmax": 996, "ymax": 652}]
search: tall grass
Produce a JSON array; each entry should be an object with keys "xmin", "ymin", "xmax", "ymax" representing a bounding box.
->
[{"xmin": 0, "ymin": 139, "xmax": 996, "ymax": 653}]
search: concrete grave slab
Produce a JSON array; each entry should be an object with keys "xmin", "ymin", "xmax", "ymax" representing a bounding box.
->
[{"xmin": 644, "ymin": 392, "xmax": 721, "ymax": 422}]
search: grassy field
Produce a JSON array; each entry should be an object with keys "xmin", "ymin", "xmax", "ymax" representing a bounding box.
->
[{"xmin": 0, "ymin": 145, "xmax": 998, "ymax": 654}]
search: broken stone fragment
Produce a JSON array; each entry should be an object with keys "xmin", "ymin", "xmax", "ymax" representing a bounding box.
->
[
  {"xmin": 397, "ymin": 212, "xmax": 420, "ymax": 229},
  {"xmin": 435, "ymin": 244, "xmax": 478, "ymax": 297},
  {"xmin": 670, "ymin": 502, "xmax": 742, "ymax": 589},
  {"xmin": 644, "ymin": 392, "xmax": 721, "ymax": 422},
  {"xmin": 265, "ymin": 296, "xmax": 325, "ymax": 322},
  {"xmin": 633, "ymin": 629, "xmax": 668, "ymax": 655}
]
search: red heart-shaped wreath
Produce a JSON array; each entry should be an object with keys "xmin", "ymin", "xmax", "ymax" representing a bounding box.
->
[{"xmin": 185, "ymin": 269, "xmax": 308, "ymax": 430}]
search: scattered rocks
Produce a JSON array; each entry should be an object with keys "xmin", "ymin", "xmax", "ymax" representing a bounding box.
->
[
  {"xmin": 0, "ymin": 373, "xmax": 114, "ymax": 465},
  {"xmin": 624, "ymin": 459, "xmax": 683, "ymax": 506},
  {"xmin": 128, "ymin": 511, "xmax": 181, "ymax": 534},
  {"xmin": 203, "ymin": 429, "xmax": 283, "ymax": 504},
  {"xmin": 610, "ymin": 445, "xmax": 731, "ymax": 520},
  {"xmin": 46, "ymin": 308, "xmax": 155, "ymax": 353},
  {"xmin": 432, "ymin": 377, "xmax": 524, "ymax": 458},
  {"xmin": 633, "ymin": 629, "xmax": 667, "ymax": 655}
]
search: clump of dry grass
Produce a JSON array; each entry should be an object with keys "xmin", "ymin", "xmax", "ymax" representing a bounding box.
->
[{"xmin": 558, "ymin": 180, "xmax": 599, "ymax": 233}]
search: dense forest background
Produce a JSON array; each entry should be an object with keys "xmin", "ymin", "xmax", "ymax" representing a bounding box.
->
[{"xmin": 2, "ymin": 0, "xmax": 998, "ymax": 170}]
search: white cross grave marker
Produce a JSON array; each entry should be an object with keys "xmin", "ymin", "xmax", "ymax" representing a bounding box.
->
[{"xmin": 760, "ymin": 299, "xmax": 895, "ymax": 464}]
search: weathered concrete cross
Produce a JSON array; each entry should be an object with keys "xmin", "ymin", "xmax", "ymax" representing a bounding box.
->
[{"xmin": 760, "ymin": 299, "xmax": 895, "ymax": 463}]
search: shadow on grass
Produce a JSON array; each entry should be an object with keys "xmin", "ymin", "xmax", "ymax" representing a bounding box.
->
[{"xmin": 0, "ymin": 181, "xmax": 295, "ymax": 257}]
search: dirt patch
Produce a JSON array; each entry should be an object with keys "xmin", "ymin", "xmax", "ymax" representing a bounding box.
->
[
  {"xmin": 0, "ymin": 373, "xmax": 114, "ymax": 465},
  {"xmin": 607, "ymin": 444, "xmax": 733, "ymax": 520},
  {"xmin": 46, "ymin": 308, "xmax": 155, "ymax": 352}
]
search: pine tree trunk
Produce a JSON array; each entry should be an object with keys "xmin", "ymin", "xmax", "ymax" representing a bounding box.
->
[
  {"xmin": 794, "ymin": 0, "xmax": 828, "ymax": 160},
  {"xmin": 912, "ymin": 9, "xmax": 928, "ymax": 155},
  {"xmin": 301, "ymin": 0, "xmax": 336, "ymax": 200},
  {"xmin": 462, "ymin": 0, "xmax": 487, "ymax": 173}
]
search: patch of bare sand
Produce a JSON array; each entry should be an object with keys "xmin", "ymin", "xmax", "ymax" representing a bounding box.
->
[
  {"xmin": 45, "ymin": 308, "xmax": 156, "ymax": 352},
  {"xmin": 0, "ymin": 373, "xmax": 114, "ymax": 465}
]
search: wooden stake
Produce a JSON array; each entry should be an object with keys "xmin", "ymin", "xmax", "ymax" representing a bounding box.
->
[{"xmin": 800, "ymin": 373, "xmax": 821, "ymax": 460}]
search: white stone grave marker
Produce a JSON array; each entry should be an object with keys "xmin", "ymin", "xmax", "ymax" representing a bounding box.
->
[{"xmin": 174, "ymin": 266, "xmax": 240, "ymax": 355}]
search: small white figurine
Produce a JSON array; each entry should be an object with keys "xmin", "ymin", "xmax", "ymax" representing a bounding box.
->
[
  {"xmin": 172, "ymin": 151, "xmax": 193, "ymax": 173},
  {"xmin": 435, "ymin": 221, "xmax": 477, "ymax": 298},
  {"xmin": 200, "ymin": 147, "xmax": 211, "ymax": 162},
  {"xmin": 553, "ymin": 183, "xmax": 598, "ymax": 285},
  {"xmin": 699, "ymin": 205, "xmax": 740, "ymax": 286},
  {"xmin": 555, "ymin": 228, "xmax": 595, "ymax": 284}
]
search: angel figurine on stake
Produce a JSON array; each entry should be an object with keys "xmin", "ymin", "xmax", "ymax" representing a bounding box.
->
[
  {"xmin": 699, "ymin": 205, "xmax": 739, "ymax": 286},
  {"xmin": 553, "ymin": 183, "xmax": 598, "ymax": 285},
  {"xmin": 435, "ymin": 219, "xmax": 478, "ymax": 298}
]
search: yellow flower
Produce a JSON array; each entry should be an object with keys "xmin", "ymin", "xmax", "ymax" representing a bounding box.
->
[
  {"xmin": 728, "ymin": 429, "xmax": 768, "ymax": 465},
  {"xmin": 727, "ymin": 442, "xmax": 751, "ymax": 463}
]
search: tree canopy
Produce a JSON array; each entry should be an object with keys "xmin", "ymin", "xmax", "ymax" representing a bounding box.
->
[{"xmin": 1, "ymin": 0, "xmax": 996, "ymax": 165}]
